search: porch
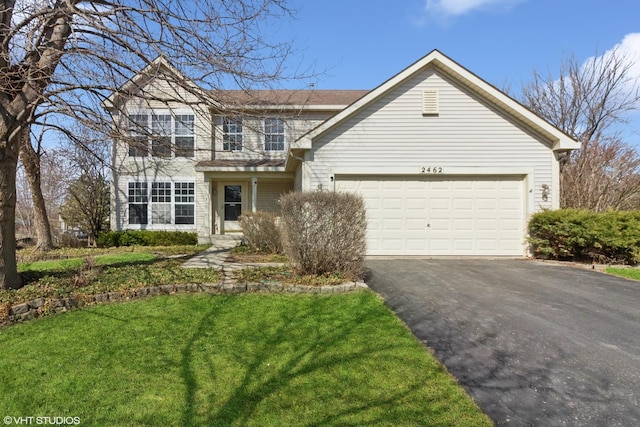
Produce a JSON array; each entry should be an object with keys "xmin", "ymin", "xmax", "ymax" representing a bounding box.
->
[{"xmin": 195, "ymin": 159, "xmax": 295, "ymax": 242}]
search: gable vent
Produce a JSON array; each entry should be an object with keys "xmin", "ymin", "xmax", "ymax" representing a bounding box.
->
[{"xmin": 422, "ymin": 90, "xmax": 439, "ymax": 115}]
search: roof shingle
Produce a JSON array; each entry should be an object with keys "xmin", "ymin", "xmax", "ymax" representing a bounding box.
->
[{"xmin": 210, "ymin": 89, "xmax": 369, "ymax": 107}]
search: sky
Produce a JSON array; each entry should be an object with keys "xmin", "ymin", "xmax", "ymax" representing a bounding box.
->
[{"xmin": 280, "ymin": 0, "xmax": 640, "ymax": 144}]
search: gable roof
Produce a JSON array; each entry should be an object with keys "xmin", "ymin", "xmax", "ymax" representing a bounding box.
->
[
  {"xmin": 102, "ymin": 56, "xmax": 211, "ymax": 111},
  {"xmin": 295, "ymin": 50, "xmax": 579, "ymax": 152}
]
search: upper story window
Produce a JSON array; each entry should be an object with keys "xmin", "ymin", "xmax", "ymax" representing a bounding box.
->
[
  {"xmin": 151, "ymin": 114, "xmax": 172, "ymax": 158},
  {"xmin": 264, "ymin": 118, "xmax": 285, "ymax": 151},
  {"xmin": 127, "ymin": 112, "xmax": 195, "ymax": 158},
  {"xmin": 128, "ymin": 115, "xmax": 150, "ymax": 157},
  {"xmin": 222, "ymin": 117, "xmax": 243, "ymax": 151},
  {"xmin": 175, "ymin": 115, "xmax": 195, "ymax": 157}
]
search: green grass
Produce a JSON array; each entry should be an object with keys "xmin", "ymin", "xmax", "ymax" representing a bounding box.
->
[
  {"xmin": 18, "ymin": 258, "xmax": 85, "ymax": 273},
  {"xmin": 16, "ymin": 253, "xmax": 157, "ymax": 273},
  {"xmin": 0, "ymin": 293, "xmax": 491, "ymax": 426},
  {"xmin": 16, "ymin": 244, "xmax": 211, "ymax": 263},
  {"xmin": 606, "ymin": 267, "xmax": 640, "ymax": 282},
  {"xmin": 94, "ymin": 252, "xmax": 157, "ymax": 266}
]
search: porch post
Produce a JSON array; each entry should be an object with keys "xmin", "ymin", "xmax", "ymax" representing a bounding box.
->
[{"xmin": 251, "ymin": 176, "xmax": 258, "ymax": 212}]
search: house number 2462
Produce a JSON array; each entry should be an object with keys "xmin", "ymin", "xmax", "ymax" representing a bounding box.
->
[{"xmin": 421, "ymin": 166, "xmax": 443, "ymax": 174}]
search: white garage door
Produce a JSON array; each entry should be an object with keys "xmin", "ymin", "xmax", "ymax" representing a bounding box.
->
[{"xmin": 335, "ymin": 175, "xmax": 525, "ymax": 256}]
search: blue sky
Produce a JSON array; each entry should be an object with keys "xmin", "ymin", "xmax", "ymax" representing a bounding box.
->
[{"xmin": 282, "ymin": 0, "xmax": 640, "ymax": 142}]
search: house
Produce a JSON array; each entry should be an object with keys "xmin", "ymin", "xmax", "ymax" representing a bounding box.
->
[{"xmin": 105, "ymin": 50, "xmax": 579, "ymax": 256}]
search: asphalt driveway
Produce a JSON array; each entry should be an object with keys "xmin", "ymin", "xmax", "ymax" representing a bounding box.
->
[{"xmin": 365, "ymin": 259, "xmax": 640, "ymax": 426}]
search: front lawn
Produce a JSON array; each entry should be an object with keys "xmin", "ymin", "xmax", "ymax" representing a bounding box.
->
[
  {"xmin": 0, "ymin": 293, "xmax": 491, "ymax": 426},
  {"xmin": 2, "ymin": 246, "xmax": 220, "ymax": 307},
  {"xmin": 605, "ymin": 267, "xmax": 640, "ymax": 282}
]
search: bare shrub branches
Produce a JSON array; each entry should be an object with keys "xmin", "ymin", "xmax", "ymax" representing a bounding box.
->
[
  {"xmin": 239, "ymin": 211, "xmax": 283, "ymax": 254},
  {"xmin": 280, "ymin": 192, "xmax": 367, "ymax": 280},
  {"xmin": 520, "ymin": 48, "xmax": 640, "ymax": 211}
]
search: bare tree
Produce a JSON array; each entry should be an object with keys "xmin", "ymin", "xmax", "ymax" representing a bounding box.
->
[
  {"xmin": 59, "ymin": 128, "xmax": 110, "ymax": 246},
  {"xmin": 17, "ymin": 146, "xmax": 73, "ymax": 244},
  {"xmin": 520, "ymin": 49, "xmax": 640, "ymax": 210},
  {"xmin": 1, "ymin": 0, "xmax": 301, "ymax": 289},
  {"xmin": 60, "ymin": 174, "xmax": 109, "ymax": 247},
  {"xmin": 19, "ymin": 124, "xmax": 53, "ymax": 251},
  {"xmin": 15, "ymin": 163, "xmax": 33, "ymax": 241}
]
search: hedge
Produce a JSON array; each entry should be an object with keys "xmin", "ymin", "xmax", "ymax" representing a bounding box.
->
[
  {"xmin": 528, "ymin": 209, "xmax": 640, "ymax": 264},
  {"xmin": 97, "ymin": 230, "xmax": 198, "ymax": 247},
  {"xmin": 238, "ymin": 211, "xmax": 283, "ymax": 254},
  {"xmin": 280, "ymin": 191, "xmax": 367, "ymax": 280}
]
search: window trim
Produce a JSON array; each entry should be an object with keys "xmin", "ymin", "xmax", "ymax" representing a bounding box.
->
[
  {"xmin": 126, "ymin": 111, "xmax": 195, "ymax": 159},
  {"xmin": 264, "ymin": 117, "xmax": 286, "ymax": 151},
  {"xmin": 128, "ymin": 182, "xmax": 149, "ymax": 225},
  {"xmin": 125, "ymin": 179, "xmax": 196, "ymax": 229},
  {"xmin": 222, "ymin": 117, "xmax": 243, "ymax": 152}
]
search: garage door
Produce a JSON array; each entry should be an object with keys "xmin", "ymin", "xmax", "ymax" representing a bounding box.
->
[{"xmin": 335, "ymin": 175, "xmax": 525, "ymax": 256}]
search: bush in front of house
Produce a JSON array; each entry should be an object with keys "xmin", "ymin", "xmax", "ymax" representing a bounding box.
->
[
  {"xmin": 280, "ymin": 191, "xmax": 367, "ymax": 280},
  {"xmin": 528, "ymin": 209, "xmax": 640, "ymax": 264},
  {"xmin": 238, "ymin": 211, "xmax": 283, "ymax": 254},
  {"xmin": 97, "ymin": 230, "xmax": 198, "ymax": 247}
]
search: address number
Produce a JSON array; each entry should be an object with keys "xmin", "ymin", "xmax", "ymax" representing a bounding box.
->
[{"xmin": 421, "ymin": 167, "xmax": 443, "ymax": 174}]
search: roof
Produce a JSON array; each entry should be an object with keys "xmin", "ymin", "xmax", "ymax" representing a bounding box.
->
[
  {"xmin": 103, "ymin": 56, "xmax": 209, "ymax": 111},
  {"xmin": 196, "ymin": 159, "xmax": 285, "ymax": 168},
  {"xmin": 195, "ymin": 159, "xmax": 286, "ymax": 172},
  {"xmin": 295, "ymin": 50, "xmax": 580, "ymax": 152},
  {"xmin": 104, "ymin": 57, "xmax": 368, "ymax": 113},
  {"xmin": 210, "ymin": 89, "xmax": 369, "ymax": 110}
]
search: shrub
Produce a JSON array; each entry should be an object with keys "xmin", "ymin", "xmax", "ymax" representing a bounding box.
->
[
  {"xmin": 97, "ymin": 230, "xmax": 198, "ymax": 247},
  {"xmin": 238, "ymin": 211, "xmax": 282, "ymax": 254},
  {"xmin": 58, "ymin": 233, "xmax": 86, "ymax": 248},
  {"xmin": 280, "ymin": 191, "xmax": 367, "ymax": 280},
  {"xmin": 528, "ymin": 209, "xmax": 640, "ymax": 264}
]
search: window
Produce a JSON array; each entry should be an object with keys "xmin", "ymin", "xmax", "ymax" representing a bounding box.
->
[
  {"xmin": 128, "ymin": 114, "xmax": 149, "ymax": 157},
  {"xmin": 151, "ymin": 114, "xmax": 172, "ymax": 158},
  {"xmin": 128, "ymin": 182, "xmax": 148, "ymax": 224},
  {"xmin": 175, "ymin": 115, "xmax": 195, "ymax": 157},
  {"xmin": 127, "ymin": 112, "xmax": 195, "ymax": 158},
  {"xmin": 151, "ymin": 182, "xmax": 171, "ymax": 224},
  {"xmin": 222, "ymin": 117, "xmax": 243, "ymax": 151},
  {"xmin": 128, "ymin": 181, "xmax": 195, "ymax": 227},
  {"xmin": 264, "ymin": 118, "xmax": 285, "ymax": 151},
  {"xmin": 174, "ymin": 182, "xmax": 195, "ymax": 224}
]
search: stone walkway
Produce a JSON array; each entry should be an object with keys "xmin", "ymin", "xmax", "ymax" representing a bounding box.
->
[
  {"xmin": 182, "ymin": 234, "xmax": 286, "ymax": 286},
  {"xmin": 181, "ymin": 235, "xmax": 367, "ymax": 292},
  {"xmin": 181, "ymin": 235, "xmax": 243, "ymax": 269}
]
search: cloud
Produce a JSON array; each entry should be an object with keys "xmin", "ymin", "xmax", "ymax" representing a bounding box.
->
[
  {"xmin": 424, "ymin": 0, "xmax": 523, "ymax": 17},
  {"xmin": 593, "ymin": 33, "xmax": 640, "ymax": 94}
]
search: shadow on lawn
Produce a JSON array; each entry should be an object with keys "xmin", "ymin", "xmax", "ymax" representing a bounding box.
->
[{"xmin": 178, "ymin": 295, "xmax": 453, "ymax": 426}]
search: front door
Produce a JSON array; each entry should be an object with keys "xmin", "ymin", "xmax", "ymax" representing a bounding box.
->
[{"xmin": 223, "ymin": 184, "xmax": 242, "ymax": 231}]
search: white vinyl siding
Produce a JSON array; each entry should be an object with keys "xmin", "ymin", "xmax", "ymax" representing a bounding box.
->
[
  {"xmin": 256, "ymin": 181, "xmax": 293, "ymax": 213},
  {"xmin": 212, "ymin": 113, "xmax": 331, "ymax": 160},
  {"xmin": 309, "ymin": 67, "xmax": 554, "ymax": 210}
]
